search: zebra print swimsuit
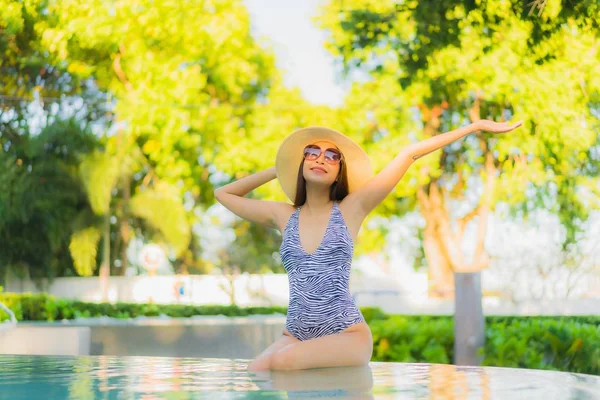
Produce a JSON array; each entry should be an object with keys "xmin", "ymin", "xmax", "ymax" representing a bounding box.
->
[{"xmin": 280, "ymin": 201, "xmax": 365, "ymax": 341}]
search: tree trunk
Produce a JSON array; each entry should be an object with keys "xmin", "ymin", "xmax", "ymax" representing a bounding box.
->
[
  {"xmin": 99, "ymin": 211, "xmax": 111, "ymax": 302},
  {"xmin": 417, "ymin": 107, "xmax": 456, "ymax": 297},
  {"xmin": 229, "ymin": 275, "xmax": 236, "ymax": 306},
  {"xmin": 454, "ymin": 272, "xmax": 484, "ymax": 365},
  {"xmin": 423, "ymin": 222, "xmax": 455, "ymax": 297},
  {"xmin": 417, "ymin": 99, "xmax": 492, "ymax": 365},
  {"xmin": 453, "ymin": 97, "xmax": 489, "ymax": 366},
  {"xmin": 225, "ymin": 264, "xmax": 236, "ymax": 306},
  {"xmin": 418, "ymin": 183, "xmax": 456, "ymax": 298},
  {"xmin": 120, "ymin": 174, "xmax": 131, "ymax": 276}
]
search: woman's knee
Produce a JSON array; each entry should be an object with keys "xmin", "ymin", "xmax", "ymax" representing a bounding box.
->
[
  {"xmin": 247, "ymin": 356, "xmax": 271, "ymax": 371},
  {"xmin": 270, "ymin": 345, "xmax": 298, "ymax": 370}
]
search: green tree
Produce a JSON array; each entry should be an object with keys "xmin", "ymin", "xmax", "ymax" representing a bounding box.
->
[
  {"xmin": 0, "ymin": 119, "xmax": 100, "ymax": 283},
  {"xmin": 2, "ymin": 0, "xmax": 282, "ymax": 287},
  {"xmin": 1, "ymin": 0, "xmax": 113, "ymax": 282},
  {"xmin": 0, "ymin": 0, "xmax": 90, "ymax": 100},
  {"xmin": 38, "ymin": 0, "xmax": 278, "ymax": 286},
  {"xmin": 214, "ymin": 219, "xmax": 285, "ymax": 305},
  {"xmin": 37, "ymin": 0, "xmax": 276, "ymax": 195},
  {"xmin": 317, "ymin": 0, "xmax": 600, "ymax": 364}
]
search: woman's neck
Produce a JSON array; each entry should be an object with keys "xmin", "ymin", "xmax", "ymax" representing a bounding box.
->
[{"xmin": 303, "ymin": 187, "xmax": 333, "ymax": 212}]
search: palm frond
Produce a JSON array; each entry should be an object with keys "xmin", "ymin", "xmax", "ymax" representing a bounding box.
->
[
  {"xmin": 129, "ymin": 186, "xmax": 191, "ymax": 257},
  {"xmin": 79, "ymin": 151, "xmax": 120, "ymax": 215},
  {"xmin": 69, "ymin": 226, "xmax": 101, "ymax": 276}
]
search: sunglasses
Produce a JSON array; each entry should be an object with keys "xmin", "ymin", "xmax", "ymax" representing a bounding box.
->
[{"xmin": 303, "ymin": 144, "xmax": 343, "ymax": 165}]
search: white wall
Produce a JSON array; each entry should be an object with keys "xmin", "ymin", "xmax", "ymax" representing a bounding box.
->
[
  {"xmin": 6, "ymin": 274, "xmax": 292, "ymax": 306},
  {"xmin": 4, "ymin": 271, "xmax": 412, "ymax": 306},
  {"xmin": 5, "ymin": 272, "xmax": 600, "ymax": 316}
]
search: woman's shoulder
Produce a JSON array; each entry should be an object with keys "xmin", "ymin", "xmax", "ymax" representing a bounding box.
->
[
  {"xmin": 336, "ymin": 197, "xmax": 367, "ymax": 241},
  {"xmin": 272, "ymin": 202, "xmax": 298, "ymax": 233}
]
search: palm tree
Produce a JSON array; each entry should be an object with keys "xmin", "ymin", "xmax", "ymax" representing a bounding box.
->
[{"xmin": 70, "ymin": 139, "xmax": 192, "ymax": 301}]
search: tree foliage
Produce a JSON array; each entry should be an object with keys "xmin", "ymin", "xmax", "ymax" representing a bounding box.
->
[
  {"xmin": 2, "ymin": 0, "xmax": 598, "ymax": 284},
  {"xmin": 317, "ymin": 0, "xmax": 600, "ymax": 291},
  {"xmin": 0, "ymin": 119, "xmax": 100, "ymax": 281},
  {"xmin": 1, "ymin": 0, "xmax": 282, "ymax": 279}
]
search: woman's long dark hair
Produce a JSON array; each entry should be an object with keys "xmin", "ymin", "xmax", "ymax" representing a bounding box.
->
[{"xmin": 293, "ymin": 158, "xmax": 349, "ymax": 207}]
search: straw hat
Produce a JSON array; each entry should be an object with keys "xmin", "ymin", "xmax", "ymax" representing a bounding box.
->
[{"xmin": 275, "ymin": 126, "xmax": 373, "ymax": 202}]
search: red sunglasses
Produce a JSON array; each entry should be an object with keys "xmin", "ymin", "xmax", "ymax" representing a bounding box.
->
[{"xmin": 303, "ymin": 144, "xmax": 343, "ymax": 165}]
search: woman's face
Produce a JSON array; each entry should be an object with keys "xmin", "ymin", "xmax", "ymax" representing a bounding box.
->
[{"xmin": 302, "ymin": 141, "xmax": 342, "ymax": 187}]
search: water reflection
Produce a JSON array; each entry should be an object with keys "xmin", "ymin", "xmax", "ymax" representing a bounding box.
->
[
  {"xmin": 427, "ymin": 364, "xmax": 491, "ymax": 400},
  {"xmin": 0, "ymin": 355, "xmax": 598, "ymax": 399},
  {"xmin": 249, "ymin": 365, "xmax": 374, "ymax": 399}
]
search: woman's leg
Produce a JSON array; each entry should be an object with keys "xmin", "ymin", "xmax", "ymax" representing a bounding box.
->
[
  {"xmin": 247, "ymin": 330, "xmax": 300, "ymax": 371},
  {"xmin": 269, "ymin": 323, "xmax": 373, "ymax": 371}
]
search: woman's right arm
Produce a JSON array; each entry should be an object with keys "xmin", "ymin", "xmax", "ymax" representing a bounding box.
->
[{"xmin": 213, "ymin": 166, "xmax": 290, "ymax": 231}]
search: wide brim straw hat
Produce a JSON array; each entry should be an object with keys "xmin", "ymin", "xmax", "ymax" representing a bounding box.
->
[{"xmin": 275, "ymin": 126, "xmax": 373, "ymax": 202}]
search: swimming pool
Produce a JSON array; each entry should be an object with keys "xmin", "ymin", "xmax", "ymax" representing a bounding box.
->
[{"xmin": 0, "ymin": 355, "xmax": 598, "ymax": 399}]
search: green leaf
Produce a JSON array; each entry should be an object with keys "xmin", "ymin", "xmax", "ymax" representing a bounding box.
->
[
  {"xmin": 129, "ymin": 185, "xmax": 191, "ymax": 256},
  {"xmin": 69, "ymin": 227, "xmax": 101, "ymax": 277},
  {"xmin": 79, "ymin": 151, "xmax": 119, "ymax": 215}
]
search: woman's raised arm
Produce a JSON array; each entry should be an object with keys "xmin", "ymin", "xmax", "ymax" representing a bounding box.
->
[
  {"xmin": 214, "ymin": 166, "xmax": 291, "ymax": 231},
  {"xmin": 345, "ymin": 119, "xmax": 523, "ymax": 218}
]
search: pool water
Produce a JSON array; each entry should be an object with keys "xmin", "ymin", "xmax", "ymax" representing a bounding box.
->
[{"xmin": 0, "ymin": 355, "xmax": 598, "ymax": 399}]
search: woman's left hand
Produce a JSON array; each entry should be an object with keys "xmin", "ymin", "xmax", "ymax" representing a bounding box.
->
[{"xmin": 476, "ymin": 119, "xmax": 523, "ymax": 134}]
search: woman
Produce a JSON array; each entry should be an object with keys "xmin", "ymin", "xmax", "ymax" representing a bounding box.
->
[{"xmin": 214, "ymin": 120, "xmax": 522, "ymax": 371}]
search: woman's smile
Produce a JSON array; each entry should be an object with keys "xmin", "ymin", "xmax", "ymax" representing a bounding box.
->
[{"xmin": 310, "ymin": 166, "xmax": 327, "ymax": 174}]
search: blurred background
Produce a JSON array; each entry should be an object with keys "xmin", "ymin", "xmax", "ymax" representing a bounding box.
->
[{"xmin": 1, "ymin": 0, "xmax": 599, "ymax": 374}]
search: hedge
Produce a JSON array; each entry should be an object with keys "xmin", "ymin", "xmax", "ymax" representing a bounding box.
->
[
  {"xmin": 1, "ymin": 292, "xmax": 597, "ymax": 375},
  {"xmin": 368, "ymin": 315, "xmax": 599, "ymax": 375}
]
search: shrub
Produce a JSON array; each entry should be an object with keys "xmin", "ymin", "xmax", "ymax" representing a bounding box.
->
[{"xmin": 1, "ymin": 293, "xmax": 597, "ymax": 375}]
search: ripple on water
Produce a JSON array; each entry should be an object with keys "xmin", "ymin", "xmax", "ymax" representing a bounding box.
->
[{"xmin": 0, "ymin": 355, "xmax": 598, "ymax": 399}]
